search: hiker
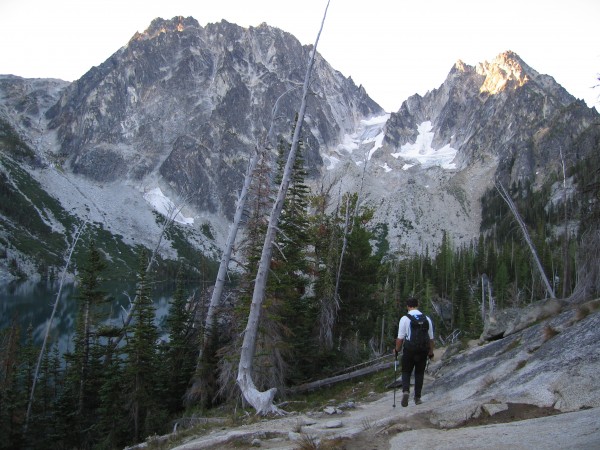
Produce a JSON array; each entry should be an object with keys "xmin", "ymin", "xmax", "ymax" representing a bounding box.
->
[{"xmin": 394, "ymin": 297, "xmax": 434, "ymax": 407}]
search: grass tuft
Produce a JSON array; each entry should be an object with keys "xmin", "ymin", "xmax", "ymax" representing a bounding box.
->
[{"xmin": 542, "ymin": 325, "xmax": 559, "ymax": 342}]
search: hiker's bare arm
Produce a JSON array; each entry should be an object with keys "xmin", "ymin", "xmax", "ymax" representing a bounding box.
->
[
  {"xmin": 395, "ymin": 338, "xmax": 404, "ymax": 354},
  {"xmin": 429, "ymin": 339, "xmax": 434, "ymax": 359}
]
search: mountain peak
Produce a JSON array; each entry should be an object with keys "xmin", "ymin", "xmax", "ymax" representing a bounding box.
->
[
  {"xmin": 453, "ymin": 59, "xmax": 469, "ymax": 73},
  {"xmin": 476, "ymin": 50, "xmax": 537, "ymax": 95},
  {"xmin": 131, "ymin": 16, "xmax": 200, "ymax": 42}
]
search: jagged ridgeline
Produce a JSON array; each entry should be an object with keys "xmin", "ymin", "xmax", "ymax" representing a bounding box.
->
[{"xmin": 1, "ymin": 17, "xmax": 599, "ymax": 281}]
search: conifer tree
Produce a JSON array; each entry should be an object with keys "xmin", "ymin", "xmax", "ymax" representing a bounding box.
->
[
  {"xmin": 94, "ymin": 352, "xmax": 128, "ymax": 449},
  {"xmin": 60, "ymin": 240, "xmax": 107, "ymax": 447},
  {"xmin": 0, "ymin": 320, "xmax": 25, "ymax": 450},
  {"xmin": 30, "ymin": 341, "xmax": 59, "ymax": 446},
  {"xmin": 123, "ymin": 250, "xmax": 162, "ymax": 443},
  {"xmin": 17, "ymin": 325, "xmax": 38, "ymax": 448},
  {"xmin": 269, "ymin": 133, "xmax": 313, "ymax": 384},
  {"xmin": 311, "ymin": 188, "xmax": 341, "ymax": 352},
  {"xmin": 164, "ymin": 273, "xmax": 196, "ymax": 413},
  {"xmin": 333, "ymin": 196, "xmax": 380, "ymax": 360},
  {"xmin": 435, "ymin": 231, "xmax": 454, "ymax": 300}
]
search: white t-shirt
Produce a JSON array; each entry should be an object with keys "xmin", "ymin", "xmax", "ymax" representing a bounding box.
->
[{"xmin": 397, "ymin": 309, "xmax": 434, "ymax": 341}]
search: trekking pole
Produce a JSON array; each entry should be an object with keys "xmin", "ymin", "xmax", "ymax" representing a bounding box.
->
[{"xmin": 393, "ymin": 352, "xmax": 398, "ymax": 408}]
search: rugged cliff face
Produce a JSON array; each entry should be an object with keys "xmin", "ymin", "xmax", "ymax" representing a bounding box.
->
[
  {"xmin": 1, "ymin": 17, "xmax": 599, "ymax": 274},
  {"xmin": 43, "ymin": 16, "xmax": 382, "ymax": 220}
]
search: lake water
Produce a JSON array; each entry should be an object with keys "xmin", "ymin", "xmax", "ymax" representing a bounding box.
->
[{"xmin": 0, "ymin": 279, "xmax": 197, "ymax": 354}]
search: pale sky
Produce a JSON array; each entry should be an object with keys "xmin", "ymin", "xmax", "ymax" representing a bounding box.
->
[{"xmin": 1, "ymin": 0, "xmax": 598, "ymax": 112}]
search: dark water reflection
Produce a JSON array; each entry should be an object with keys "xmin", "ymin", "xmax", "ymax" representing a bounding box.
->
[{"xmin": 0, "ymin": 279, "xmax": 196, "ymax": 354}]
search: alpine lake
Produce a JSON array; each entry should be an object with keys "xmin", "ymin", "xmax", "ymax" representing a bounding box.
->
[{"xmin": 0, "ymin": 278, "xmax": 200, "ymax": 354}]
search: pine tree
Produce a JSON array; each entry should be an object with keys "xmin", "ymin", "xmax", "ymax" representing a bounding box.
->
[
  {"xmin": 311, "ymin": 188, "xmax": 341, "ymax": 354},
  {"xmin": 435, "ymin": 231, "xmax": 454, "ymax": 300},
  {"xmin": 94, "ymin": 352, "xmax": 128, "ymax": 450},
  {"xmin": 0, "ymin": 320, "xmax": 25, "ymax": 450},
  {"xmin": 270, "ymin": 133, "xmax": 313, "ymax": 384},
  {"xmin": 164, "ymin": 273, "xmax": 196, "ymax": 413},
  {"xmin": 122, "ymin": 250, "xmax": 162, "ymax": 443},
  {"xmin": 60, "ymin": 240, "xmax": 107, "ymax": 447},
  {"xmin": 334, "ymin": 196, "xmax": 380, "ymax": 361}
]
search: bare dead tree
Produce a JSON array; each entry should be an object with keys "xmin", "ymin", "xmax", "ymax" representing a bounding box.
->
[
  {"xmin": 184, "ymin": 148, "xmax": 259, "ymax": 404},
  {"xmin": 481, "ymin": 275, "xmax": 486, "ymax": 320},
  {"xmin": 205, "ymin": 150, "xmax": 259, "ymax": 336},
  {"xmin": 187, "ymin": 70, "xmax": 307, "ymax": 404},
  {"xmin": 25, "ymin": 220, "xmax": 86, "ymax": 432},
  {"xmin": 495, "ymin": 180, "xmax": 556, "ymax": 299},
  {"xmin": 200, "ymin": 81, "xmax": 305, "ymax": 350},
  {"xmin": 236, "ymin": 0, "xmax": 331, "ymax": 415}
]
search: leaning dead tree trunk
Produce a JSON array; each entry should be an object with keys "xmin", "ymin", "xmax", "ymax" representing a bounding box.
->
[
  {"xmin": 495, "ymin": 180, "xmax": 556, "ymax": 299},
  {"xmin": 200, "ymin": 85, "xmax": 302, "ymax": 349},
  {"xmin": 204, "ymin": 149, "xmax": 259, "ymax": 341},
  {"xmin": 187, "ymin": 80, "xmax": 304, "ymax": 403},
  {"xmin": 25, "ymin": 220, "xmax": 86, "ymax": 432},
  {"xmin": 237, "ymin": 0, "xmax": 330, "ymax": 416},
  {"xmin": 185, "ymin": 148, "xmax": 259, "ymax": 402}
]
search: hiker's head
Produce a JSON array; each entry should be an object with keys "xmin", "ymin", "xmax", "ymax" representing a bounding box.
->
[{"xmin": 406, "ymin": 297, "xmax": 419, "ymax": 309}]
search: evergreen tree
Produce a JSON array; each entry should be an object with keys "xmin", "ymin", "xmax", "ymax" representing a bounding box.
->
[
  {"xmin": 0, "ymin": 320, "xmax": 25, "ymax": 450},
  {"xmin": 94, "ymin": 353, "xmax": 128, "ymax": 450},
  {"xmin": 334, "ymin": 196, "xmax": 380, "ymax": 361},
  {"xmin": 27, "ymin": 341, "xmax": 61, "ymax": 448},
  {"xmin": 61, "ymin": 240, "xmax": 107, "ymax": 448},
  {"xmin": 122, "ymin": 250, "xmax": 162, "ymax": 443},
  {"xmin": 435, "ymin": 231, "xmax": 454, "ymax": 300},
  {"xmin": 270, "ymin": 134, "xmax": 314, "ymax": 384},
  {"xmin": 310, "ymin": 188, "xmax": 341, "ymax": 356},
  {"xmin": 164, "ymin": 273, "xmax": 197, "ymax": 413}
]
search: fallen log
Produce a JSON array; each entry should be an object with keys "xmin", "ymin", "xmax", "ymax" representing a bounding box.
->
[{"xmin": 285, "ymin": 361, "xmax": 393, "ymax": 395}]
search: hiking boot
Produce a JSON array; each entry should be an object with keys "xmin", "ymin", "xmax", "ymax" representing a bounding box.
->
[
  {"xmin": 415, "ymin": 397, "xmax": 422, "ymax": 405},
  {"xmin": 401, "ymin": 392, "xmax": 409, "ymax": 407}
]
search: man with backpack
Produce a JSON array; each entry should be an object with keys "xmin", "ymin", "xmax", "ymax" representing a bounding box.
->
[{"xmin": 394, "ymin": 297, "xmax": 434, "ymax": 407}]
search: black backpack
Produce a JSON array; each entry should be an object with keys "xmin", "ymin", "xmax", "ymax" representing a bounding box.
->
[{"xmin": 403, "ymin": 314, "xmax": 430, "ymax": 353}]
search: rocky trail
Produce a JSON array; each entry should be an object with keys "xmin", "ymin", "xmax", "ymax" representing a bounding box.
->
[{"xmin": 167, "ymin": 374, "xmax": 598, "ymax": 450}]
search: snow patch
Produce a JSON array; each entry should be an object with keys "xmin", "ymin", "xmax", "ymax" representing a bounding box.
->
[
  {"xmin": 143, "ymin": 187, "xmax": 194, "ymax": 225},
  {"xmin": 391, "ymin": 121, "xmax": 457, "ymax": 170},
  {"xmin": 328, "ymin": 114, "xmax": 389, "ymax": 170},
  {"xmin": 324, "ymin": 154, "xmax": 341, "ymax": 170}
]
